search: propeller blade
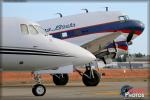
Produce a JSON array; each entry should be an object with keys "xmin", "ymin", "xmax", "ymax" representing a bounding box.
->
[
  {"xmin": 127, "ymin": 32, "xmax": 134, "ymax": 42},
  {"xmin": 101, "ymin": 57, "xmax": 106, "ymax": 64}
]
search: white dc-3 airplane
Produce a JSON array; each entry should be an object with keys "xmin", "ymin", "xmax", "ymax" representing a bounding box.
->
[
  {"xmin": 1, "ymin": 17, "xmax": 100, "ymax": 96},
  {"xmin": 38, "ymin": 10, "xmax": 144, "ymax": 64}
]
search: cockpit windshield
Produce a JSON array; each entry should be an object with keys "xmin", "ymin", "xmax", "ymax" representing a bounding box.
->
[
  {"xmin": 119, "ymin": 15, "xmax": 129, "ymax": 21},
  {"xmin": 34, "ymin": 25, "xmax": 48, "ymax": 35},
  {"xmin": 20, "ymin": 24, "xmax": 50, "ymax": 36}
]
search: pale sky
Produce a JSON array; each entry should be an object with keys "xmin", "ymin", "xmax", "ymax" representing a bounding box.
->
[{"xmin": 2, "ymin": 1, "xmax": 148, "ymax": 55}]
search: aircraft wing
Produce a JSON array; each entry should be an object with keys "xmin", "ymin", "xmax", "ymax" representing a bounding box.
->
[{"xmin": 81, "ymin": 32, "xmax": 122, "ymax": 57}]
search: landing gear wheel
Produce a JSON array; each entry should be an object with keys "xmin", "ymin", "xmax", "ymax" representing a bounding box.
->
[
  {"xmin": 82, "ymin": 70, "xmax": 100, "ymax": 86},
  {"xmin": 53, "ymin": 74, "xmax": 69, "ymax": 85},
  {"xmin": 32, "ymin": 84, "xmax": 46, "ymax": 96}
]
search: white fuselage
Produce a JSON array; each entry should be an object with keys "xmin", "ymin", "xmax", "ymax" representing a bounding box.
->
[{"xmin": 1, "ymin": 18, "xmax": 96, "ymax": 71}]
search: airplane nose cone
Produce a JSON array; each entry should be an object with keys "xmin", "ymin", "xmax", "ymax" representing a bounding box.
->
[
  {"xmin": 134, "ymin": 20, "xmax": 145, "ymax": 34},
  {"xmin": 121, "ymin": 20, "xmax": 145, "ymax": 42},
  {"xmin": 75, "ymin": 49, "xmax": 96, "ymax": 65},
  {"xmin": 128, "ymin": 20, "xmax": 145, "ymax": 36},
  {"xmin": 84, "ymin": 51, "xmax": 96, "ymax": 61},
  {"xmin": 52, "ymin": 38, "xmax": 96, "ymax": 66}
]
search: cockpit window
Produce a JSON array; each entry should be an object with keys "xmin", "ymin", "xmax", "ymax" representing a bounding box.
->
[
  {"xmin": 28, "ymin": 25, "xmax": 39, "ymax": 35},
  {"xmin": 20, "ymin": 24, "xmax": 29, "ymax": 34},
  {"xmin": 34, "ymin": 25, "xmax": 48, "ymax": 35},
  {"xmin": 119, "ymin": 15, "xmax": 129, "ymax": 21}
]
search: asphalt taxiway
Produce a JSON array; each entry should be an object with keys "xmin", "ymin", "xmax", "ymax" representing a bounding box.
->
[{"xmin": 1, "ymin": 81, "xmax": 149, "ymax": 100}]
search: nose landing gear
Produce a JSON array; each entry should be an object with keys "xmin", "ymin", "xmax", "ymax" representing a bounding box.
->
[
  {"xmin": 32, "ymin": 84, "xmax": 46, "ymax": 96},
  {"xmin": 31, "ymin": 73, "xmax": 46, "ymax": 96}
]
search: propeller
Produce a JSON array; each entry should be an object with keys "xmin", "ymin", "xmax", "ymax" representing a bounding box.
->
[
  {"xmin": 127, "ymin": 41, "xmax": 133, "ymax": 45},
  {"xmin": 101, "ymin": 57, "xmax": 106, "ymax": 64},
  {"xmin": 126, "ymin": 32, "xmax": 134, "ymax": 43}
]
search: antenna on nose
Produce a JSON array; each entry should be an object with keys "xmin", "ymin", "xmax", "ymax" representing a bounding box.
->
[
  {"xmin": 81, "ymin": 8, "xmax": 89, "ymax": 13},
  {"xmin": 56, "ymin": 13, "xmax": 63, "ymax": 18},
  {"xmin": 105, "ymin": 7, "xmax": 108, "ymax": 12}
]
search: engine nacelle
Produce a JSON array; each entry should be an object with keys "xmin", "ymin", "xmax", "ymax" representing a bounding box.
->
[{"xmin": 95, "ymin": 40, "xmax": 128, "ymax": 64}]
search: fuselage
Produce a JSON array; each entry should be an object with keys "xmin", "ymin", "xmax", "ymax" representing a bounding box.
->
[
  {"xmin": 1, "ymin": 18, "xmax": 96, "ymax": 71},
  {"xmin": 38, "ymin": 11, "xmax": 144, "ymax": 46},
  {"xmin": 38, "ymin": 11, "xmax": 144, "ymax": 58}
]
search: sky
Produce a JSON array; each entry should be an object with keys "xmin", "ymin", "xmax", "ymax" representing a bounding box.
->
[{"xmin": 2, "ymin": 1, "xmax": 148, "ymax": 55}]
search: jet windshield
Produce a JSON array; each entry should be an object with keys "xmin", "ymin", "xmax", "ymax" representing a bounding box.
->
[
  {"xmin": 34, "ymin": 25, "xmax": 53, "ymax": 38},
  {"xmin": 34, "ymin": 25, "xmax": 48, "ymax": 35},
  {"xmin": 20, "ymin": 24, "xmax": 49, "ymax": 36}
]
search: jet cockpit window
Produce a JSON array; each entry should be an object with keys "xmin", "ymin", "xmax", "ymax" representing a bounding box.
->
[
  {"xmin": 20, "ymin": 24, "xmax": 29, "ymax": 34},
  {"xmin": 28, "ymin": 25, "xmax": 39, "ymax": 35},
  {"xmin": 119, "ymin": 15, "xmax": 129, "ymax": 22},
  {"xmin": 34, "ymin": 25, "xmax": 48, "ymax": 35}
]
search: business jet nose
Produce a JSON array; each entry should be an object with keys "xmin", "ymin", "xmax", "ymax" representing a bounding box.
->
[
  {"xmin": 52, "ymin": 38, "xmax": 96, "ymax": 66},
  {"xmin": 82, "ymin": 50, "xmax": 96, "ymax": 60},
  {"xmin": 74, "ymin": 49, "xmax": 96, "ymax": 66}
]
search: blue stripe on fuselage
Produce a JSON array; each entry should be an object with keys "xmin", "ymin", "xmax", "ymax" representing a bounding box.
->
[{"xmin": 51, "ymin": 20, "xmax": 143, "ymax": 39}]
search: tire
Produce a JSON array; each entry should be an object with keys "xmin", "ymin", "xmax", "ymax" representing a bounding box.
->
[
  {"xmin": 82, "ymin": 70, "xmax": 100, "ymax": 86},
  {"xmin": 32, "ymin": 84, "xmax": 46, "ymax": 96},
  {"xmin": 120, "ymin": 85, "xmax": 133, "ymax": 96},
  {"xmin": 53, "ymin": 74, "xmax": 69, "ymax": 85}
]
